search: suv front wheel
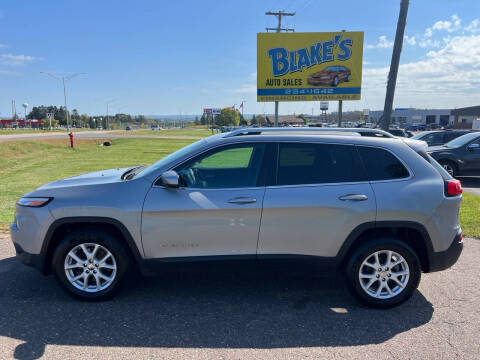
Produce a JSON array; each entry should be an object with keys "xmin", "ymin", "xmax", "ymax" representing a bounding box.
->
[
  {"xmin": 345, "ymin": 238, "xmax": 421, "ymax": 308},
  {"xmin": 52, "ymin": 228, "xmax": 129, "ymax": 300}
]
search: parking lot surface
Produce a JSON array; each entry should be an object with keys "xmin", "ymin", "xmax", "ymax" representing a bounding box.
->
[{"xmin": 0, "ymin": 232, "xmax": 478, "ymax": 360}]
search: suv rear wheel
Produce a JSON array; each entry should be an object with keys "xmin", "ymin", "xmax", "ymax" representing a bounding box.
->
[
  {"xmin": 52, "ymin": 228, "xmax": 129, "ymax": 300},
  {"xmin": 439, "ymin": 160, "xmax": 458, "ymax": 177},
  {"xmin": 345, "ymin": 238, "xmax": 421, "ymax": 308}
]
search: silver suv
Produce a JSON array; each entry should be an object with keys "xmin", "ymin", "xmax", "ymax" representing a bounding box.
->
[{"xmin": 11, "ymin": 128, "xmax": 463, "ymax": 307}]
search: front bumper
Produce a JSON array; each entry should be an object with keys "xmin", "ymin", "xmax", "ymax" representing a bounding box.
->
[
  {"xmin": 428, "ymin": 232, "xmax": 463, "ymax": 272},
  {"xmin": 13, "ymin": 242, "xmax": 45, "ymax": 272}
]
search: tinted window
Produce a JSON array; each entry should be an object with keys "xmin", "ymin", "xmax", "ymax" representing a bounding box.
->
[
  {"xmin": 358, "ymin": 146, "xmax": 409, "ymax": 181},
  {"xmin": 175, "ymin": 143, "xmax": 266, "ymax": 188},
  {"xmin": 276, "ymin": 143, "xmax": 366, "ymax": 185},
  {"xmin": 422, "ymin": 132, "xmax": 444, "ymax": 145},
  {"xmin": 444, "ymin": 132, "xmax": 464, "ymax": 143}
]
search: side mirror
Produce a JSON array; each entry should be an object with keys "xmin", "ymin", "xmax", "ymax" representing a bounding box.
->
[
  {"xmin": 468, "ymin": 143, "xmax": 480, "ymax": 151},
  {"xmin": 160, "ymin": 170, "xmax": 180, "ymax": 188}
]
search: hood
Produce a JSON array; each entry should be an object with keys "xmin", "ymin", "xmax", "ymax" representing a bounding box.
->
[{"xmin": 37, "ymin": 167, "xmax": 132, "ymax": 190}]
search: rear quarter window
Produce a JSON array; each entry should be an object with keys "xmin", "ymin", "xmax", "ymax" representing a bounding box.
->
[{"xmin": 358, "ymin": 146, "xmax": 410, "ymax": 181}]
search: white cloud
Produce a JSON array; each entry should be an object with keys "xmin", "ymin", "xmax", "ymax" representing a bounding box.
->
[
  {"xmin": 0, "ymin": 44, "xmax": 7, "ymax": 49},
  {"xmin": 0, "ymin": 69, "xmax": 20, "ymax": 76},
  {"xmin": 0, "ymin": 53, "xmax": 37, "ymax": 66},
  {"xmin": 366, "ymin": 35, "xmax": 393, "ymax": 49},
  {"xmin": 465, "ymin": 19, "xmax": 480, "ymax": 33},
  {"xmin": 363, "ymin": 35, "xmax": 480, "ymax": 107},
  {"xmin": 232, "ymin": 84, "xmax": 256, "ymax": 93},
  {"xmin": 419, "ymin": 38, "xmax": 441, "ymax": 48},
  {"xmin": 404, "ymin": 35, "xmax": 416, "ymax": 46}
]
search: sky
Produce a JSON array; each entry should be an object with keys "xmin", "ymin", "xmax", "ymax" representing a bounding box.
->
[{"xmin": 1, "ymin": 0, "xmax": 480, "ymax": 117}]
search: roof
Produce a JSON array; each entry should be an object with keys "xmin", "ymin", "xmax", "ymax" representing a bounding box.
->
[
  {"xmin": 451, "ymin": 106, "xmax": 480, "ymax": 116},
  {"xmin": 224, "ymin": 127, "xmax": 394, "ymax": 138}
]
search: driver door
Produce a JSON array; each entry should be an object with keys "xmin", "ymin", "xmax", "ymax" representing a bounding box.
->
[{"xmin": 141, "ymin": 142, "xmax": 268, "ymax": 259}]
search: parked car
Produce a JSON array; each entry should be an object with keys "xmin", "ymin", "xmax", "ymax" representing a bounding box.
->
[
  {"xmin": 307, "ymin": 66, "xmax": 351, "ymax": 87},
  {"xmin": 412, "ymin": 130, "xmax": 472, "ymax": 147},
  {"xmin": 388, "ymin": 128, "xmax": 411, "ymax": 138},
  {"xmin": 11, "ymin": 128, "xmax": 463, "ymax": 308},
  {"xmin": 426, "ymin": 123, "xmax": 442, "ymax": 130},
  {"xmin": 125, "ymin": 126, "xmax": 132, "ymax": 131},
  {"xmin": 428, "ymin": 132, "xmax": 480, "ymax": 176}
]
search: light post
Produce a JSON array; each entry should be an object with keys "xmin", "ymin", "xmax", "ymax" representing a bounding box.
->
[
  {"xmin": 105, "ymin": 99, "xmax": 116, "ymax": 130},
  {"xmin": 22, "ymin": 103, "xmax": 28, "ymax": 128},
  {"xmin": 40, "ymin": 72, "xmax": 86, "ymax": 131}
]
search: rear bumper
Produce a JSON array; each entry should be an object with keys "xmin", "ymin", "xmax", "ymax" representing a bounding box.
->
[{"xmin": 428, "ymin": 232, "xmax": 463, "ymax": 272}]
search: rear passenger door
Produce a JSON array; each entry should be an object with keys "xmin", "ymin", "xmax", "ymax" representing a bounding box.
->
[{"xmin": 257, "ymin": 142, "xmax": 376, "ymax": 258}]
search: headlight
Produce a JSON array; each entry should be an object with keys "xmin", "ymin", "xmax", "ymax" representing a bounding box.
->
[{"xmin": 17, "ymin": 197, "xmax": 52, "ymax": 207}]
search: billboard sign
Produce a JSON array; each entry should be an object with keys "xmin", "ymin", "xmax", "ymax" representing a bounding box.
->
[
  {"xmin": 257, "ymin": 31, "xmax": 364, "ymax": 102},
  {"xmin": 203, "ymin": 108, "xmax": 221, "ymax": 115},
  {"xmin": 320, "ymin": 101, "xmax": 329, "ymax": 110}
]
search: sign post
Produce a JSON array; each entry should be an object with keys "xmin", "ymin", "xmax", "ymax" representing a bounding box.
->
[{"xmin": 46, "ymin": 112, "xmax": 54, "ymax": 130}]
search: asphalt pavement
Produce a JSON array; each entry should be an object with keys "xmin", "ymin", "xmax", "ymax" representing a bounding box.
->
[
  {"xmin": 459, "ymin": 176, "xmax": 480, "ymax": 196},
  {"xmin": 0, "ymin": 232, "xmax": 479, "ymax": 360}
]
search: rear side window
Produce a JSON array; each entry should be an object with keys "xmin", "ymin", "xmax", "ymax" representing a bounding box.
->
[
  {"xmin": 357, "ymin": 146, "xmax": 409, "ymax": 181},
  {"xmin": 276, "ymin": 143, "xmax": 366, "ymax": 185}
]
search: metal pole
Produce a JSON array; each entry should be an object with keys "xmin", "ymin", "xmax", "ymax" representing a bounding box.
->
[
  {"xmin": 338, "ymin": 100, "xmax": 343, "ymax": 127},
  {"xmin": 62, "ymin": 77, "xmax": 70, "ymax": 131},
  {"xmin": 106, "ymin": 103, "xmax": 109, "ymax": 130},
  {"xmin": 382, "ymin": 0, "xmax": 410, "ymax": 131}
]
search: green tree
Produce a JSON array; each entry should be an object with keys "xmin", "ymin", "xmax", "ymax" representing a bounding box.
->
[
  {"xmin": 250, "ymin": 115, "xmax": 257, "ymax": 126},
  {"xmin": 194, "ymin": 116, "xmax": 200, "ymax": 125},
  {"xmin": 214, "ymin": 107, "xmax": 240, "ymax": 127},
  {"xmin": 239, "ymin": 113, "xmax": 248, "ymax": 126},
  {"xmin": 200, "ymin": 113, "xmax": 207, "ymax": 125}
]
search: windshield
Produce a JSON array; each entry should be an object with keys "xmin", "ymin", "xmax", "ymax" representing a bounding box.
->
[
  {"xmin": 137, "ymin": 139, "xmax": 206, "ymax": 178},
  {"xmin": 444, "ymin": 132, "xmax": 479, "ymax": 148}
]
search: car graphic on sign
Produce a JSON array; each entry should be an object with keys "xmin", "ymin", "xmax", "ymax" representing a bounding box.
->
[{"xmin": 307, "ymin": 66, "xmax": 351, "ymax": 87}]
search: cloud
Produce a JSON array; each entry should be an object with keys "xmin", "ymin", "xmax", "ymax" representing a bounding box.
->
[
  {"xmin": 465, "ymin": 19, "xmax": 480, "ymax": 33},
  {"xmin": 231, "ymin": 84, "xmax": 256, "ymax": 93},
  {"xmin": 0, "ymin": 44, "xmax": 7, "ymax": 49},
  {"xmin": 404, "ymin": 35, "xmax": 416, "ymax": 46},
  {"xmin": 362, "ymin": 34, "xmax": 480, "ymax": 107},
  {"xmin": 366, "ymin": 35, "xmax": 393, "ymax": 49},
  {"xmin": 0, "ymin": 53, "xmax": 37, "ymax": 66}
]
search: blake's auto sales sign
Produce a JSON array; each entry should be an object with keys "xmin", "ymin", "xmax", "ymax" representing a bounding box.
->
[{"xmin": 257, "ymin": 32, "xmax": 364, "ymax": 102}]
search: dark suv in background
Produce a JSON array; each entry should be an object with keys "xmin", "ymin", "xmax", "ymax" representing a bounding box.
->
[
  {"xmin": 413, "ymin": 130, "xmax": 473, "ymax": 146},
  {"xmin": 428, "ymin": 132, "xmax": 480, "ymax": 176}
]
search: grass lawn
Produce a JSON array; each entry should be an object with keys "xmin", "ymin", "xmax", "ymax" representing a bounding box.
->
[
  {"xmin": 1, "ymin": 137, "xmax": 479, "ymax": 239},
  {"xmin": 0, "ymin": 138, "xmax": 196, "ymax": 229},
  {"xmin": 0, "ymin": 128, "xmax": 96, "ymax": 135}
]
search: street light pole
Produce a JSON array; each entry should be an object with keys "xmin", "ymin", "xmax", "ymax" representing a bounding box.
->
[
  {"xmin": 40, "ymin": 72, "xmax": 86, "ymax": 131},
  {"xmin": 105, "ymin": 99, "xmax": 116, "ymax": 130}
]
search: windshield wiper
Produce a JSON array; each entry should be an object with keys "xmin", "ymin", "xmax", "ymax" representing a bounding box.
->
[{"xmin": 121, "ymin": 166, "xmax": 143, "ymax": 180}]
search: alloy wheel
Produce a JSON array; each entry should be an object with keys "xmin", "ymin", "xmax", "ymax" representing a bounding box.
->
[
  {"xmin": 358, "ymin": 250, "xmax": 410, "ymax": 299},
  {"xmin": 64, "ymin": 243, "xmax": 117, "ymax": 293}
]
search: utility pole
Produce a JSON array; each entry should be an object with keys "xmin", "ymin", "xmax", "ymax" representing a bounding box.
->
[
  {"xmin": 41, "ymin": 72, "xmax": 85, "ymax": 131},
  {"xmin": 338, "ymin": 30, "xmax": 346, "ymax": 128},
  {"xmin": 106, "ymin": 99, "xmax": 115, "ymax": 130},
  {"xmin": 266, "ymin": 10, "xmax": 295, "ymax": 127},
  {"xmin": 381, "ymin": 0, "xmax": 409, "ymax": 131}
]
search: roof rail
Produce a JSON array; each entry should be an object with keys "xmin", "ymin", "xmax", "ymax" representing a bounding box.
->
[{"xmin": 224, "ymin": 127, "xmax": 392, "ymax": 138}]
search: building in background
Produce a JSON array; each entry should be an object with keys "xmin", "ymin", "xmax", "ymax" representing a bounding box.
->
[
  {"xmin": 369, "ymin": 108, "xmax": 454, "ymax": 127},
  {"xmin": 451, "ymin": 106, "xmax": 480, "ymax": 129}
]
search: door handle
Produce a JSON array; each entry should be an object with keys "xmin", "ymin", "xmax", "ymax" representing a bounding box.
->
[
  {"xmin": 338, "ymin": 194, "xmax": 368, "ymax": 201},
  {"xmin": 228, "ymin": 197, "xmax": 257, "ymax": 204}
]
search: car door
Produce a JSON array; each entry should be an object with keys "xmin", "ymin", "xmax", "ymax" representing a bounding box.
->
[
  {"xmin": 463, "ymin": 137, "xmax": 480, "ymax": 174},
  {"xmin": 142, "ymin": 142, "xmax": 268, "ymax": 259},
  {"xmin": 257, "ymin": 142, "xmax": 376, "ymax": 258}
]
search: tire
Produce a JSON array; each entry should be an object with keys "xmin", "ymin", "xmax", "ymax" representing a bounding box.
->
[
  {"xmin": 345, "ymin": 238, "xmax": 421, "ymax": 308},
  {"xmin": 333, "ymin": 76, "xmax": 339, "ymax": 86},
  {"xmin": 52, "ymin": 228, "xmax": 130, "ymax": 301},
  {"xmin": 346, "ymin": 74, "xmax": 351, "ymax": 82},
  {"xmin": 439, "ymin": 160, "xmax": 458, "ymax": 177}
]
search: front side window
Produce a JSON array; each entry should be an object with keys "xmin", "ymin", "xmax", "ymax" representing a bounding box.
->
[
  {"xmin": 276, "ymin": 143, "xmax": 366, "ymax": 186},
  {"xmin": 174, "ymin": 143, "xmax": 266, "ymax": 188},
  {"xmin": 357, "ymin": 146, "xmax": 409, "ymax": 181}
]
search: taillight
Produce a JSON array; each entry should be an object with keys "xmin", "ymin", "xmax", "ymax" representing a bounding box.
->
[{"xmin": 445, "ymin": 179, "xmax": 462, "ymax": 197}]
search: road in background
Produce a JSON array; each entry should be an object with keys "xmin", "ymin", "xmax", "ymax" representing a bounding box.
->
[{"xmin": 0, "ymin": 233, "xmax": 478, "ymax": 359}]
